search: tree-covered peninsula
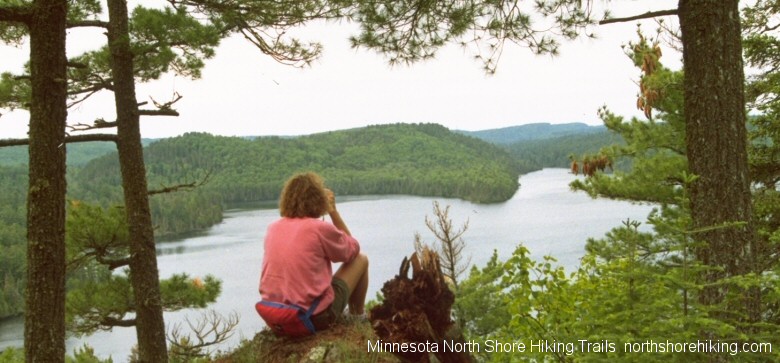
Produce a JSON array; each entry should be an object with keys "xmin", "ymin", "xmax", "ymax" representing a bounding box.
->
[{"xmin": 69, "ymin": 123, "xmax": 521, "ymax": 237}]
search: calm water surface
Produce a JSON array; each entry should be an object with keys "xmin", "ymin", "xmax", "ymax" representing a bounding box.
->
[{"xmin": 0, "ymin": 169, "xmax": 655, "ymax": 360}]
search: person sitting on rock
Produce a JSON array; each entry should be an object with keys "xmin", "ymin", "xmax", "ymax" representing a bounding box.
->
[{"xmin": 259, "ymin": 172, "xmax": 369, "ymax": 334}]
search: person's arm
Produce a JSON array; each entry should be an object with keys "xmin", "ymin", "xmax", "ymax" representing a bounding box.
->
[
  {"xmin": 328, "ymin": 209, "xmax": 352, "ymax": 236},
  {"xmin": 325, "ymin": 189, "xmax": 351, "ymax": 236}
]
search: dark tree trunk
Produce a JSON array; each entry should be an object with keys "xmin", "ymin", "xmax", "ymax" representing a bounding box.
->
[
  {"xmin": 24, "ymin": 0, "xmax": 68, "ymax": 361},
  {"xmin": 678, "ymin": 0, "xmax": 758, "ymax": 321},
  {"xmin": 106, "ymin": 0, "xmax": 168, "ymax": 361}
]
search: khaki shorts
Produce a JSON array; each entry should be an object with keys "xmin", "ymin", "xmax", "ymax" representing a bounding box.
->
[{"xmin": 311, "ymin": 277, "xmax": 349, "ymax": 330}]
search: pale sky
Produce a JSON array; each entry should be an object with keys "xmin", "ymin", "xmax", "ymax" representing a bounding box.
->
[{"xmin": 0, "ymin": 1, "xmax": 681, "ymax": 139}]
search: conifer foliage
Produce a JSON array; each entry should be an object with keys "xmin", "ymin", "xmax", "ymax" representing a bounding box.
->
[
  {"xmin": 455, "ymin": 12, "xmax": 780, "ymax": 361},
  {"xmin": 64, "ymin": 201, "xmax": 220, "ymax": 335}
]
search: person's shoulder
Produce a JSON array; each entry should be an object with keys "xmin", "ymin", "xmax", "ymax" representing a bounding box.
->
[
  {"xmin": 267, "ymin": 217, "xmax": 287, "ymax": 227},
  {"xmin": 276, "ymin": 216, "xmax": 328, "ymax": 227},
  {"xmin": 267, "ymin": 217, "xmax": 307, "ymax": 230},
  {"xmin": 306, "ymin": 217, "xmax": 332, "ymax": 228},
  {"xmin": 299, "ymin": 217, "xmax": 341, "ymax": 233}
]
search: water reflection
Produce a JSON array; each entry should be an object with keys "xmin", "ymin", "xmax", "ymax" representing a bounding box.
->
[{"xmin": 157, "ymin": 245, "xmax": 186, "ymax": 255}]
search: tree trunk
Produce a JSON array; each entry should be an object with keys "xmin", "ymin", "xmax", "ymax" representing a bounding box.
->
[
  {"xmin": 678, "ymin": 0, "xmax": 758, "ymax": 322},
  {"xmin": 106, "ymin": 0, "xmax": 168, "ymax": 361},
  {"xmin": 24, "ymin": 0, "xmax": 68, "ymax": 362}
]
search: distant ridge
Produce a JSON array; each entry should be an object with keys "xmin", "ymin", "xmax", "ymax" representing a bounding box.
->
[
  {"xmin": 0, "ymin": 138, "xmax": 157, "ymax": 166},
  {"xmin": 1, "ymin": 123, "xmax": 607, "ymax": 168},
  {"xmin": 458, "ymin": 122, "xmax": 605, "ymax": 145}
]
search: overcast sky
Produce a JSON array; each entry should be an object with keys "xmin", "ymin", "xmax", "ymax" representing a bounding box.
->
[{"xmin": 0, "ymin": 1, "xmax": 681, "ymax": 139}]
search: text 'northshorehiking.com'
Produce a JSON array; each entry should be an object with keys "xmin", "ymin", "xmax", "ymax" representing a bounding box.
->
[{"xmin": 367, "ymin": 339, "xmax": 774, "ymax": 357}]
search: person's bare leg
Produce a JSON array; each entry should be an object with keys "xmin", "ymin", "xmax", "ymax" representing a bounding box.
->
[
  {"xmin": 349, "ymin": 261, "xmax": 369, "ymax": 315},
  {"xmin": 334, "ymin": 253, "xmax": 369, "ymax": 315}
]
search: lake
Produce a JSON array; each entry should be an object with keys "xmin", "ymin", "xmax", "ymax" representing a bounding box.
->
[{"xmin": 0, "ymin": 168, "xmax": 655, "ymax": 360}]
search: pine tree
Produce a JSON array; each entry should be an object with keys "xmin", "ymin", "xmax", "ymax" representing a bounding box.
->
[
  {"xmin": 1, "ymin": 1, "xmax": 68, "ymax": 361},
  {"xmin": 64, "ymin": 201, "xmax": 221, "ymax": 337}
]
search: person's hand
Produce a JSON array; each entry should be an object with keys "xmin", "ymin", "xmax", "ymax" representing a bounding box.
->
[
  {"xmin": 325, "ymin": 188, "xmax": 337, "ymax": 213},
  {"xmin": 324, "ymin": 188, "xmax": 350, "ymax": 234}
]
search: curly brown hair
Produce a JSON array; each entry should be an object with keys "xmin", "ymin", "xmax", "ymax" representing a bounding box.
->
[{"xmin": 279, "ymin": 172, "xmax": 329, "ymax": 218}]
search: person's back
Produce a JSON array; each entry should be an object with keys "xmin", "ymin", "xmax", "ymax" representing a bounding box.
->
[
  {"xmin": 256, "ymin": 172, "xmax": 369, "ymax": 336},
  {"xmin": 261, "ymin": 216, "xmax": 359, "ymax": 314}
]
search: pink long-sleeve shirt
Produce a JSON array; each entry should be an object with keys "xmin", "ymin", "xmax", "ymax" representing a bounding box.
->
[{"xmin": 259, "ymin": 217, "xmax": 360, "ymax": 315}]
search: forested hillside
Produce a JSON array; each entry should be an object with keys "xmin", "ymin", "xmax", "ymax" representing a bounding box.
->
[
  {"xmin": 68, "ymin": 123, "xmax": 521, "ymax": 237},
  {"xmin": 0, "ymin": 165, "xmax": 26, "ymax": 319},
  {"xmin": 506, "ymin": 130, "xmax": 625, "ymax": 172},
  {"xmin": 458, "ymin": 123, "xmax": 621, "ymax": 173},
  {"xmin": 459, "ymin": 122, "xmax": 604, "ymax": 145},
  {"xmin": 0, "ymin": 140, "xmax": 152, "ymax": 166}
]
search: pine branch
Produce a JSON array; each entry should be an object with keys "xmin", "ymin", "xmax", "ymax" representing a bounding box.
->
[
  {"xmin": 67, "ymin": 61, "xmax": 88, "ymax": 69},
  {"xmin": 67, "ymin": 79, "xmax": 115, "ymax": 108},
  {"xmin": 68, "ymin": 119, "xmax": 117, "ymax": 132},
  {"xmin": 70, "ymin": 83, "xmax": 115, "ymax": 96},
  {"xmin": 67, "ymin": 20, "xmax": 110, "ymax": 28},
  {"xmin": 147, "ymin": 182, "xmax": 199, "ymax": 195},
  {"xmin": 65, "ymin": 134, "xmax": 119, "ymax": 143},
  {"xmin": 139, "ymin": 92, "xmax": 183, "ymax": 116},
  {"xmin": 148, "ymin": 171, "xmax": 212, "ymax": 195},
  {"xmin": 101, "ymin": 316, "xmax": 136, "ymax": 327},
  {"xmin": 600, "ymin": 9, "xmax": 679, "ymax": 25},
  {"xmin": 139, "ymin": 109, "xmax": 180, "ymax": 116},
  {"xmin": 68, "ymin": 249, "xmax": 130, "ymax": 271},
  {"xmin": 0, "ymin": 5, "xmax": 32, "ymax": 24},
  {"xmin": 0, "ymin": 138, "xmax": 31, "ymax": 147},
  {"xmin": 0, "ymin": 134, "xmax": 117, "ymax": 147},
  {"xmin": 95, "ymin": 255, "xmax": 131, "ymax": 270}
]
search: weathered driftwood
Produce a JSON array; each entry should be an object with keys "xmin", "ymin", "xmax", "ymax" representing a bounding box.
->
[{"xmin": 369, "ymin": 248, "xmax": 474, "ymax": 363}]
